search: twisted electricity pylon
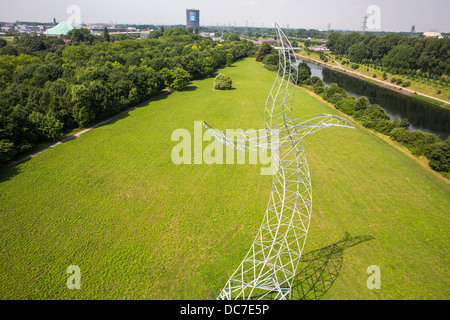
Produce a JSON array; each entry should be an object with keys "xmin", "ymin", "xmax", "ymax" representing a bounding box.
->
[{"xmin": 203, "ymin": 23, "xmax": 355, "ymax": 300}]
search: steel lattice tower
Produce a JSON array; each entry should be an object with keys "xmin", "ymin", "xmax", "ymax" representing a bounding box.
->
[{"xmin": 204, "ymin": 23, "xmax": 355, "ymax": 300}]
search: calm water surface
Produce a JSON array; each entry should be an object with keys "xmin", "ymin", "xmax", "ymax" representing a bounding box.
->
[{"xmin": 300, "ymin": 60, "xmax": 449, "ymax": 140}]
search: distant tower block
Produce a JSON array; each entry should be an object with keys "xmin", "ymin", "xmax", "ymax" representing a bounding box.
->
[{"xmin": 186, "ymin": 9, "xmax": 200, "ymax": 29}]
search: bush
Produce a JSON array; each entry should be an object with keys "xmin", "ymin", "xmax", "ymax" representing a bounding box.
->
[
  {"xmin": 358, "ymin": 104, "xmax": 392, "ymax": 134},
  {"xmin": 428, "ymin": 138, "xmax": 450, "ymax": 172},
  {"xmin": 402, "ymin": 81, "xmax": 411, "ymax": 88},
  {"xmin": 310, "ymin": 76, "xmax": 322, "ymax": 86},
  {"xmin": 213, "ymin": 73, "xmax": 232, "ymax": 90},
  {"xmin": 312, "ymin": 79, "xmax": 325, "ymax": 94},
  {"xmin": 263, "ymin": 64, "xmax": 278, "ymax": 72},
  {"xmin": 355, "ymin": 96, "xmax": 370, "ymax": 111},
  {"xmin": 351, "ymin": 64, "xmax": 360, "ymax": 69},
  {"xmin": 262, "ymin": 53, "xmax": 278, "ymax": 66},
  {"xmin": 390, "ymin": 127, "xmax": 441, "ymax": 157},
  {"xmin": 396, "ymin": 78, "xmax": 403, "ymax": 85},
  {"xmin": 313, "ymin": 85, "xmax": 325, "ymax": 95},
  {"xmin": 391, "ymin": 117, "xmax": 410, "ymax": 129},
  {"xmin": 335, "ymin": 97, "xmax": 356, "ymax": 116},
  {"xmin": 320, "ymin": 83, "xmax": 347, "ymax": 101},
  {"xmin": 326, "ymin": 92, "xmax": 347, "ymax": 104},
  {"xmin": 262, "ymin": 53, "xmax": 279, "ymax": 72},
  {"xmin": 296, "ymin": 62, "xmax": 311, "ymax": 84}
]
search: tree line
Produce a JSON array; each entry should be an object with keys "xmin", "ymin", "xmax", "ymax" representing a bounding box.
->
[
  {"xmin": 255, "ymin": 42, "xmax": 312, "ymax": 83},
  {"xmin": 0, "ymin": 28, "xmax": 255, "ymax": 164},
  {"xmin": 327, "ymin": 32, "xmax": 450, "ymax": 77}
]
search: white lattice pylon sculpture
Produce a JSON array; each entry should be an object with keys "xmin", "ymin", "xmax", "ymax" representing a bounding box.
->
[{"xmin": 204, "ymin": 23, "xmax": 355, "ymax": 300}]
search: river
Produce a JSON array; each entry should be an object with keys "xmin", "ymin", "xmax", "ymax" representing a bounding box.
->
[{"xmin": 300, "ymin": 60, "xmax": 450, "ymax": 140}]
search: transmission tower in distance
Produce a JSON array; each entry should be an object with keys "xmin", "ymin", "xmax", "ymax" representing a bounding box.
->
[{"xmin": 361, "ymin": 15, "xmax": 368, "ymax": 34}]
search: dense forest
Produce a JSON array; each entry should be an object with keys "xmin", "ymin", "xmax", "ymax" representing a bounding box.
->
[
  {"xmin": 326, "ymin": 32, "xmax": 450, "ymax": 77},
  {"xmin": 0, "ymin": 28, "xmax": 255, "ymax": 164}
]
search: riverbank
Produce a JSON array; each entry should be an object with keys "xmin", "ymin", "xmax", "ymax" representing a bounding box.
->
[
  {"xmin": 300, "ymin": 86, "xmax": 449, "ymax": 183},
  {"xmin": 296, "ymin": 53, "xmax": 450, "ymax": 109}
]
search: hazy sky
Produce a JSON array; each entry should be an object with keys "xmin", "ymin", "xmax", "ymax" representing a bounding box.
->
[{"xmin": 2, "ymin": 0, "xmax": 449, "ymax": 32}]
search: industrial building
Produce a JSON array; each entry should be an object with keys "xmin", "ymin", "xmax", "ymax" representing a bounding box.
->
[{"xmin": 423, "ymin": 31, "xmax": 443, "ymax": 39}]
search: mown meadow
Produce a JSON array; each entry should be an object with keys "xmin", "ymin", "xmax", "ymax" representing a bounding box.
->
[{"xmin": 0, "ymin": 58, "xmax": 448, "ymax": 299}]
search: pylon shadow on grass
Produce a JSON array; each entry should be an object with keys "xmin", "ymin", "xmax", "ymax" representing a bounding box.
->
[
  {"xmin": 292, "ymin": 232, "xmax": 374, "ymax": 300},
  {"xmin": 228, "ymin": 232, "xmax": 374, "ymax": 300}
]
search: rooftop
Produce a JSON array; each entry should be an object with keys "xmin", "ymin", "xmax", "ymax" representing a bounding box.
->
[{"xmin": 44, "ymin": 21, "xmax": 81, "ymax": 36}]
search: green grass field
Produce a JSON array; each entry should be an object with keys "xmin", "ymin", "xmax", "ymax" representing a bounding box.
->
[{"xmin": 0, "ymin": 58, "xmax": 449, "ymax": 300}]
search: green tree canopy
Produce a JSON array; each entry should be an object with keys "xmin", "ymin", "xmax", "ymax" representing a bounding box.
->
[
  {"xmin": 213, "ymin": 73, "xmax": 232, "ymax": 90},
  {"xmin": 160, "ymin": 67, "xmax": 191, "ymax": 91},
  {"xmin": 67, "ymin": 28, "xmax": 95, "ymax": 45},
  {"xmin": 102, "ymin": 27, "xmax": 110, "ymax": 42},
  {"xmin": 347, "ymin": 42, "xmax": 370, "ymax": 63},
  {"xmin": 255, "ymin": 42, "xmax": 276, "ymax": 62}
]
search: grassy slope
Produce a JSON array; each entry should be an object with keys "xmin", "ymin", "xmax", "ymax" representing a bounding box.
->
[{"xmin": 0, "ymin": 58, "xmax": 448, "ymax": 300}]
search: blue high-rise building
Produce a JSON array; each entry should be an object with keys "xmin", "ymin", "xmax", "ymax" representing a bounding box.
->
[{"xmin": 186, "ymin": 9, "xmax": 200, "ymax": 29}]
